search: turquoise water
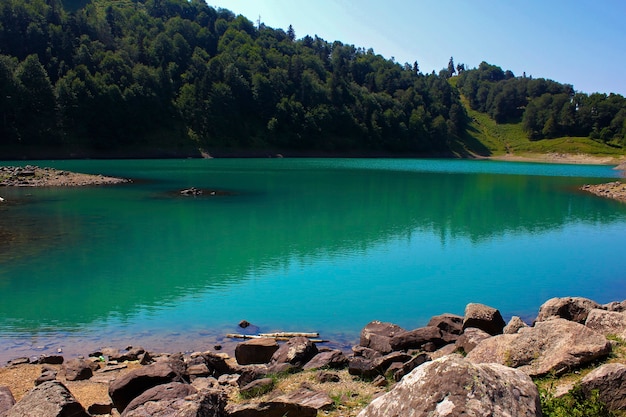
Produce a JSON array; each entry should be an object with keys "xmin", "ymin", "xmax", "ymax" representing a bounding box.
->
[{"xmin": 0, "ymin": 158, "xmax": 625, "ymax": 361}]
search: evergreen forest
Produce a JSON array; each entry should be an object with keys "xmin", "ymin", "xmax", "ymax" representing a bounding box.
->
[{"xmin": 1, "ymin": 0, "xmax": 625, "ymax": 157}]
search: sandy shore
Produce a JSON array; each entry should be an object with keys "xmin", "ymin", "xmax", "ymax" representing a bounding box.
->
[{"xmin": 488, "ymin": 152, "xmax": 626, "ymax": 166}]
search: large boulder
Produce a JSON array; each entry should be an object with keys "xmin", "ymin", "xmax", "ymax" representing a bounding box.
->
[
  {"xmin": 585, "ymin": 308, "xmax": 626, "ymax": 338},
  {"xmin": 235, "ymin": 338, "xmax": 279, "ymax": 365},
  {"xmin": 0, "ymin": 386, "xmax": 15, "ymax": 416},
  {"xmin": 302, "ymin": 350, "xmax": 348, "ymax": 371},
  {"xmin": 109, "ymin": 361, "xmax": 182, "ymax": 412},
  {"xmin": 462, "ymin": 303, "xmax": 506, "ymax": 335},
  {"xmin": 122, "ymin": 382, "xmax": 198, "ymax": 416},
  {"xmin": 269, "ymin": 337, "xmax": 318, "ymax": 368},
  {"xmin": 467, "ymin": 318, "xmax": 611, "ymax": 376},
  {"xmin": 535, "ymin": 297, "xmax": 602, "ymax": 324},
  {"xmin": 6, "ymin": 381, "xmax": 89, "ymax": 417},
  {"xmin": 356, "ymin": 354, "xmax": 541, "ymax": 417},
  {"xmin": 389, "ymin": 326, "xmax": 444, "ymax": 351},
  {"xmin": 580, "ymin": 363, "xmax": 626, "ymax": 411},
  {"xmin": 123, "ymin": 389, "xmax": 227, "ymax": 417},
  {"xmin": 359, "ymin": 321, "xmax": 405, "ymax": 354}
]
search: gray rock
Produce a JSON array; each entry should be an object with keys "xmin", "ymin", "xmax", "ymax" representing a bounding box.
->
[
  {"xmin": 535, "ymin": 296, "xmax": 602, "ymax": 324},
  {"xmin": 6, "ymin": 381, "xmax": 89, "ymax": 417},
  {"xmin": 504, "ymin": 316, "xmax": 529, "ymax": 334},
  {"xmin": 122, "ymin": 382, "xmax": 198, "ymax": 416},
  {"xmin": 467, "ymin": 318, "xmax": 611, "ymax": 376},
  {"xmin": 390, "ymin": 326, "xmax": 444, "ymax": 351},
  {"xmin": 463, "ymin": 303, "xmax": 506, "ymax": 335},
  {"xmin": 356, "ymin": 355, "xmax": 541, "ymax": 417},
  {"xmin": 123, "ymin": 389, "xmax": 227, "ymax": 417},
  {"xmin": 274, "ymin": 387, "xmax": 333, "ymax": 411},
  {"xmin": 235, "ymin": 338, "xmax": 279, "ymax": 365},
  {"xmin": 63, "ymin": 358, "xmax": 93, "ymax": 381},
  {"xmin": 269, "ymin": 337, "xmax": 318, "ymax": 368},
  {"xmin": 580, "ymin": 363, "xmax": 626, "ymax": 411},
  {"xmin": 351, "ymin": 346, "xmax": 382, "ymax": 360},
  {"xmin": 0, "ymin": 386, "xmax": 15, "ymax": 417},
  {"xmin": 359, "ymin": 321, "xmax": 405, "ymax": 354},
  {"xmin": 585, "ymin": 308, "xmax": 626, "ymax": 338},
  {"xmin": 109, "ymin": 361, "xmax": 182, "ymax": 412},
  {"xmin": 302, "ymin": 350, "xmax": 348, "ymax": 370},
  {"xmin": 455, "ymin": 327, "xmax": 491, "ymax": 354}
]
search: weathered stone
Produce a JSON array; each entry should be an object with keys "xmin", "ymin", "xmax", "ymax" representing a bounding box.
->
[
  {"xmin": 392, "ymin": 353, "xmax": 431, "ymax": 382},
  {"xmin": 467, "ymin": 318, "xmax": 611, "ymax": 376},
  {"xmin": 202, "ymin": 352, "xmax": 237, "ymax": 376},
  {"xmin": 0, "ymin": 386, "xmax": 15, "ymax": 416},
  {"xmin": 235, "ymin": 338, "xmax": 279, "ymax": 365},
  {"xmin": 239, "ymin": 378, "xmax": 274, "ymax": 398},
  {"xmin": 35, "ymin": 366, "xmax": 58, "ymax": 386},
  {"xmin": 275, "ymin": 387, "xmax": 333, "ymax": 411},
  {"xmin": 356, "ymin": 355, "xmax": 541, "ymax": 417},
  {"xmin": 455, "ymin": 327, "xmax": 491, "ymax": 354},
  {"xmin": 218, "ymin": 374, "xmax": 239, "ymax": 387},
  {"xmin": 236, "ymin": 366, "xmax": 268, "ymax": 388},
  {"xmin": 535, "ymin": 296, "xmax": 602, "ymax": 324},
  {"xmin": 123, "ymin": 389, "xmax": 227, "ymax": 417},
  {"xmin": 359, "ymin": 321, "xmax": 405, "ymax": 354},
  {"xmin": 504, "ymin": 316, "xmax": 528, "ymax": 334},
  {"xmin": 316, "ymin": 371, "xmax": 340, "ymax": 383},
  {"xmin": 302, "ymin": 350, "xmax": 348, "ymax": 370},
  {"xmin": 604, "ymin": 300, "xmax": 626, "ymax": 312},
  {"xmin": 122, "ymin": 382, "xmax": 197, "ymax": 416},
  {"xmin": 348, "ymin": 352, "xmax": 411, "ymax": 378},
  {"xmin": 63, "ymin": 358, "xmax": 93, "ymax": 381},
  {"xmin": 463, "ymin": 303, "xmax": 506, "ymax": 335},
  {"xmin": 6, "ymin": 381, "xmax": 89, "ymax": 417},
  {"xmin": 580, "ymin": 363, "xmax": 626, "ymax": 411},
  {"xmin": 109, "ymin": 361, "xmax": 181, "ymax": 412},
  {"xmin": 351, "ymin": 346, "xmax": 382, "ymax": 360},
  {"xmin": 269, "ymin": 337, "xmax": 318, "ymax": 368},
  {"xmin": 585, "ymin": 308, "xmax": 626, "ymax": 338},
  {"xmin": 390, "ymin": 326, "xmax": 444, "ymax": 351},
  {"xmin": 430, "ymin": 343, "xmax": 458, "ymax": 360},
  {"xmin": 6, "ymin": 358, "xmax": 29, "ymax": 367},
  {"xmin": 427, "ymin": 313, "xmax": 464, "ymax": 342},
  {"xmin": 227, "ymin": 387, "xmax": 328, "ymax": 417},
  {"xmin": 239, "ymin": 320, "xmax": 251, "ymax": 328},
  {"xmin": 36, "ymin": 355, "xmax": 64, "ymax": 365}
]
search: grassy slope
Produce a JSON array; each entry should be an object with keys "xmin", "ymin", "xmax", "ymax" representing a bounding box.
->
[{"xmin": 456, "ymin": 95, "xmax": 626, "ymax": 159}]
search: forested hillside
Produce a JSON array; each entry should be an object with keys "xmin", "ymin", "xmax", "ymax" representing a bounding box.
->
[{"xmin": 0, "ymin": 0, "xmax": 625, "ymax": 157}]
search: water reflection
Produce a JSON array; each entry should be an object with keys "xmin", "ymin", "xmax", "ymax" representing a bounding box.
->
[{"xmin": 0, "ymin": 159, "xmax": 624, "ymax": 347}]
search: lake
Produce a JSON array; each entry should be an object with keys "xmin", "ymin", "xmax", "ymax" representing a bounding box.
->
[{"xmin": 0, "ymin": 158, "xmax": 625, "ymax": 362}]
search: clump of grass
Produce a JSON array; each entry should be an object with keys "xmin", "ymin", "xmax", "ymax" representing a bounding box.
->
[{"xmin": 539, "ymin": 383, "xmax": 615, "ymax": 417}]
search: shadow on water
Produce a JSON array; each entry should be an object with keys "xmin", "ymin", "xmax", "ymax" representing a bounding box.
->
[{"xmin": 0, "ymin": 158, "xmax": 624, "ymax": 356}]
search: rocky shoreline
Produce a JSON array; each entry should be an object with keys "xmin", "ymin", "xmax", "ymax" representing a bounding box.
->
[
  {"xmin": 0, "ymin": 166, "xmax": 129, "ymax": 188},
  {"xmin": 581, "ymin": 181, "xmax": 626, "ymax": 203},
  {"xmin": 1, "ymin": 296, "xmax": 626, "ymax": 416}
]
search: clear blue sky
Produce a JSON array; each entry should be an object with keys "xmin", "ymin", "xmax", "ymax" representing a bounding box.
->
[{"xmin": 210, "ymin": 0, "xmax": 626, "ymax": 96}]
